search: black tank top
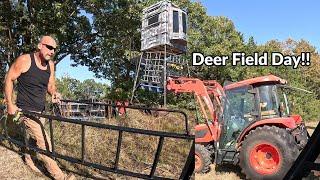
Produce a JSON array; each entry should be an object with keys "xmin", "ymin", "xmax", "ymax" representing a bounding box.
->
[{"xmin": 16, "ymin": 53, "xmax": 50, "ymax": 112}]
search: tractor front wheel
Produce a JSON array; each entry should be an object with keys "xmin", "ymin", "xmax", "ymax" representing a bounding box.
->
[
  {"xmin": 239, "ymin": 126, "xmax": 299, "ymax": 180},
  {"xmin": 195, "ymin": 144, "xmax": 211, "ymax": 173}
]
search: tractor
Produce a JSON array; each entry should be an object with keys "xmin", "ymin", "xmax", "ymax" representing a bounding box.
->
[{"xmin": 167, "ymin": 75, "xmax": 309, "ymax": 179}]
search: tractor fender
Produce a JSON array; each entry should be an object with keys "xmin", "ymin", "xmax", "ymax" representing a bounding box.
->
[
  {"xmin": 290, "ymin": 114, "xmax": 303, "ymax": 124},
  {"xmin": 236, "ymin": 117, "xmax": 297, "ymax": 149}
]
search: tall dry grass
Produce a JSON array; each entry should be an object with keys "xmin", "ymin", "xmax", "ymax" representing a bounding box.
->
[{"xmin": 49, "ymin": 108, "xmax": 194, "ymax": 179}]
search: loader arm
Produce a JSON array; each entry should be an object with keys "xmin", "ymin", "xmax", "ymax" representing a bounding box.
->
[{"xmin": 167, "ymin": 77, "xmax": 224, "ymax": 122}]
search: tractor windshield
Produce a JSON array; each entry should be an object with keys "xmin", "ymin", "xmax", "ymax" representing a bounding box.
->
[{"xmin": 219, "ymin": 85, "xmax": 257, "ymax": 149}]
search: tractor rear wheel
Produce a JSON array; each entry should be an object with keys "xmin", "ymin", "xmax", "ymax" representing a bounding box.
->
[
  {"xmin": 239, "ymin": 126, "xmax": 299, "ymax": 180},
  {"xmin": 195, "ymin": 144, "xmax": 211, "ymax": 173}
]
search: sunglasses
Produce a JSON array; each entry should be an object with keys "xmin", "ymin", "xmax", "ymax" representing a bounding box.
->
[{"xmin": 42, "ymin": 43, "xmax": 56, "ymax": 51}]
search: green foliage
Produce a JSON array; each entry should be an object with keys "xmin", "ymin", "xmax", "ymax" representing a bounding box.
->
[
  {"xmin": 178, "ymin": 1, "xmax": 246, "ymax": 82},
  {"xmin": 56, "ymin": 75, "xmax": 110, "ymax": 100},
  {"xmin": 0, "ymin": 61, "xmax": 6, "ymax": 91},
  {"xmin": 166, "ymin": 93, "xmax": 196, "ymax": 110},
  {"xmin": 134, "ymin": 89, "xmax": 163, "ymax": 106},
  {"xmin": 80, "ymin": 0, "xmax": 143, "ymax": 89},
  {"xmin": 0, "ymin": 0, "xmax": 98, "ymax": 91}
]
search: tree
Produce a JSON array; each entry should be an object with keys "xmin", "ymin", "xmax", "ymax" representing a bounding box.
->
[
  {"xmin": 0, "ymin": 0, "xmax": 98, "ymax": 91},
  {"xmin": 245, "ymin": 36, "xmax": 257, "ymax": 54},
  {"xmin": 188, "ymin": 14, "xmax": 246, "ymax": 82},
  {"xmin": 56, "ymin": 76, "xmax": 110, "ymax": 100},
  {"xmin": 56, "ymin": 76, "xmax": 80, "ymax": 100},
  {"xmin": 0, "ymin": 61, "xmax": 6, "ymax": 94}
]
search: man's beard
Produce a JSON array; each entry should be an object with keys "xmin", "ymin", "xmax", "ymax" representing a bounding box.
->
[
  {"xmin": 44, "ymin": 55, "xmax": 52, "ymax": 61},
  {"xmin": 40, "ymin": 53, "xmax": 52, "ymax": 61}
]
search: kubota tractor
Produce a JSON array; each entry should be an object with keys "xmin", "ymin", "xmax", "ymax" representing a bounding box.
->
[{"xmin": 167, "ymin": 75, "xmax": 309, "ymax": 179}]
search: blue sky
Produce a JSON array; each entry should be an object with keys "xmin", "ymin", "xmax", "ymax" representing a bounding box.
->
[
  {"xmin": 56, "ymin": 0, "xmax": 319, "ymax": 82},
  {"xmin": 201, "ymin": 0, "xmax": 320, "ymax": 50},
  {"xmin": 56, "ymin": 56, "xmax": 108, "ymax": 84}
]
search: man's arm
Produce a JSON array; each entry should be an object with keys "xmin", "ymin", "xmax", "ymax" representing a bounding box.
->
[
  {"xmin": 48, "ymin": 61, "xmax": 61, "ymax": 103},
  {"xmin": 4, "ymin": 55, "xmax": 30, "ymax": 114},
  {"xmin": 48, "ymin": 61, "xmax": 56, "ymax": 95}
]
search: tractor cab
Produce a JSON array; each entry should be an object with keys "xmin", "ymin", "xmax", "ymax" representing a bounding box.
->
[{"xmin": 215, "ymin": 75, "xmax": 302, "ymax": 164}]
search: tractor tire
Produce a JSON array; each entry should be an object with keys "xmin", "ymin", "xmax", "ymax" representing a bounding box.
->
[
  {"xmin": 239, "ymin": 126, "xmax": 299, "ymax": 180},
  {"xmin": 195, "ymin": 144, "xmax": 211, "ymax": 174}
]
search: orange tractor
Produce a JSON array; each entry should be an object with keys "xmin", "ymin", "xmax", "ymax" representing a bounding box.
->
[{"xmin": 167, "ymin": 75, "xmax": 309, "ymax": 179}]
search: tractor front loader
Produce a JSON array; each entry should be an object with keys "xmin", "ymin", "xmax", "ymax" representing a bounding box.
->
[{"xmin": 167, "ymin": 75, "xmax": 309, "ymax": 179}]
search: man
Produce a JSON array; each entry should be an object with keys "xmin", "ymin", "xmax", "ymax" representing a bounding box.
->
[{"xmin": 4, "ymin": 35, "xmax": 75, "ymax": 180}]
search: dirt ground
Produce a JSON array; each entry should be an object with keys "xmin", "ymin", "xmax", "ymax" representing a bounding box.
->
[
  {"xmin": 0, "ymin": 145, "xmax": 49, "ymax": 180},
  {"xmin": 196, "ymin": 121, "xmax": 320, "ymax": 180}
]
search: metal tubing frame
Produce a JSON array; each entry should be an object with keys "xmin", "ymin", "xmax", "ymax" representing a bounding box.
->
[
  {"xmin": 0, "ymin": 102, "xmax": 194, "ymax": 180},
  {"xmin": 61, "ymin": 99, "xmax": 190, "ymax": 136}
]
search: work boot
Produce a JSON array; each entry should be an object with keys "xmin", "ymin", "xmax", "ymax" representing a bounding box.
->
[{"xmin": 64, "ymin": 173, "xmax": 76, "ymax": 180}]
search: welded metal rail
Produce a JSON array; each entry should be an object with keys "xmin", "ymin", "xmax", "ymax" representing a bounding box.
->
[
  {"xmin": 61, "ymin": 99, "xmax": 190, "ymax": 135},
  {"xmin": 0, "ymin": 102, "xmax": 194, "ymax": 179}
]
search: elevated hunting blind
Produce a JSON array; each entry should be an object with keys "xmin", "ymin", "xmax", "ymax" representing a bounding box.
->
[
  {"xmin": 141, "ymin": 0, "xmax": 187, "ymax": 54},
  {"xmin": 131, "ymin": 0, "xmax": 189, "ymax": 105}
]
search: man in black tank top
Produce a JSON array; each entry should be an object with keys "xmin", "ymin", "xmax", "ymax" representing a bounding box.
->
[{"xmin": 4, "ymin": 35, "xmax": 75, "ymax": 180}]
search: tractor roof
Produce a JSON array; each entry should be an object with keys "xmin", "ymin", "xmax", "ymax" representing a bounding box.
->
[{"xmin": 224, "ymin": 75, "xmax": 287, "ymax": 90}]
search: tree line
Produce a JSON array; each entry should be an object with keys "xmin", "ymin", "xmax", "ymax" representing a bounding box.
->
[{"xmin": 56, "ymin": 76, "xmax": 110, "ymax": 101}]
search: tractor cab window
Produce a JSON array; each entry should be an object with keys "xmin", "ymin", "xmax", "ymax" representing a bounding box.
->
[
  {"xmin": 278, "ymin": 86, "xmax": 290, "ymax": 117},
  {"xmin": 257, "ymin": 85, "xmax": 279, "ymax": 119},
  {"xmin": 220, "ymin": 85, "xmax": 256, "ymax": 149}
]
